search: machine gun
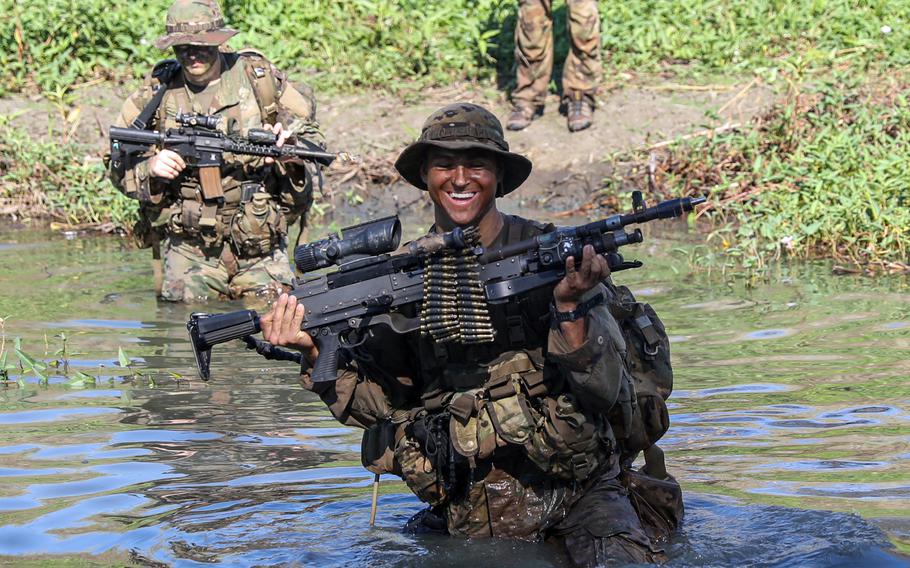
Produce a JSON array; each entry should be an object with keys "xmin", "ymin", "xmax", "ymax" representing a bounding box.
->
[
  {"xmin": 109, "ymin": 112, "xmax": 341, "ymax": 200},
  {"xmin": 187, "ymin": 195, "xmax": 705, "ymax": 382}
]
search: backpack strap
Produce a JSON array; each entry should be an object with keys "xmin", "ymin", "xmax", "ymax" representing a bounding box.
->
[
  {"xmin": 132, "ymin": 59, "xmax": 181, "ymax": 130},
  {"xmin": 237, "ymin": 49, "xmax": 281, "ymax": 124}
]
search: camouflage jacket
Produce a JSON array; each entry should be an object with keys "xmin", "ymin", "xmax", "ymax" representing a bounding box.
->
[
  {"xmin": 109, "ymin": 49, "xmax": 324, "ymax": 245},
  {"xmin": 300, "ymin": 215, "xmax": 632, "ymax": 539}
]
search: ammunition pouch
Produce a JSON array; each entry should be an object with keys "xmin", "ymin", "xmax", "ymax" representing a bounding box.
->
[
  {"xmin": 441, "ymin": 352, "xmax": 610, "ymax": 483},
  {"xmin": 621, "ymin": 465, "xmax": 684, "ymax": 541},
  {"xmin": 606, "ymin": 285, "xmax": 674, "ymax": 456},
  {"xmin": 168, "ymin": 199, "xmax": 224, "ymax": 249},
  {"xmin": 229, "ymin": 191, "xmax": 287, "ymax": 258}
]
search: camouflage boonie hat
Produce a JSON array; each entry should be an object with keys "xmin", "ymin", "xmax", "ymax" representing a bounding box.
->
[
  {"xmin": 154, "ymin": 0, "xmax": 238, "ymax": 50},
  {"xmin": 394, "ymin": 103, "xmax": 533, "ymax": 196}
]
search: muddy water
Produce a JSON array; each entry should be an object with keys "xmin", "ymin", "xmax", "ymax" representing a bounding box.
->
[{"xmin": 0, "ymin": 226, "xmax": 907, "ymax": 567}]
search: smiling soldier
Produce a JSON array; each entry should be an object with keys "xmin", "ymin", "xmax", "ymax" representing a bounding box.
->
[{"xmin": 260, "ymin": 103, "xmax": 684, "ymax": 566}]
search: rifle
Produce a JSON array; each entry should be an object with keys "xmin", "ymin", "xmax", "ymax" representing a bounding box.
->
[
  {"xmin": 109, "ymin": 112, "xmax": 340, "ymax": 201},
  {"xmin": 186, "ymin": 195, "xmax": 705, "ymax": 382}
]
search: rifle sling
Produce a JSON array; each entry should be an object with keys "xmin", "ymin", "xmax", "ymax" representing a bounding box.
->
[{"xmin": 132, "ymin": 62, "xmax": 180, "ymax": 130}]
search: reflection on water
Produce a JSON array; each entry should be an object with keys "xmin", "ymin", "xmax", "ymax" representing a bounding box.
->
[{"xmin": 0, "ymin": 228, "xmax": 908, "ymax": 566}]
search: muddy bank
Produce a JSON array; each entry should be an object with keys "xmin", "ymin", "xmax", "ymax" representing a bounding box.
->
[{"xmin": 0, "ymin": 78, "xmax": 773, "ymax": 227}]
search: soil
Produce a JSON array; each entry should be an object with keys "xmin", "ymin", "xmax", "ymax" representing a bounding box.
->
[{"xmin": 0, "ymin": 76, "xmax": 773, "ymax": 227}]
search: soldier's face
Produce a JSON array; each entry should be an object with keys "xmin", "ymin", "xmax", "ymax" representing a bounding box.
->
[
  {"xmin": 422, "ymin": 148, "xmax": 501, "ymax": 228},
  {"xmin": 174, "ymin": 45, "xmax": 220, "ymax": 79}
]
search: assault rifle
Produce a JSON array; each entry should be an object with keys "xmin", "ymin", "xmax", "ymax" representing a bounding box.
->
[
  {"xmin": 109, "ymin": 112, "xmax": 341, "ymax": 200},
  {"xmin": 187, "ymin": 195, "xmax": 705, "ymax": 382}
]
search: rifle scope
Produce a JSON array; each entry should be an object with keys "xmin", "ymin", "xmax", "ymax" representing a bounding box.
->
[{"xmin": 295, "ymin": 216, "xmax": 401, "ymax": 273}]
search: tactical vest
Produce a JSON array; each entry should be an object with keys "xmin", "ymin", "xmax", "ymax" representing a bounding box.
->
[{"xmin": 134, "ymin": 50, "xmax": 295, "ymax": 256}]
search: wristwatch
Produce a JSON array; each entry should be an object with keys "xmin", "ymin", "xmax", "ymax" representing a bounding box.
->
[{"xmin": 550, "ymin": 293, "xmax": 604, "ymax": 324}]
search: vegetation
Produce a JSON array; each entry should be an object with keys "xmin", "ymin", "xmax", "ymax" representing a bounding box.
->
[
  {"xmin": 603, "ymin": 75, "xmax": 910, "ymax": 270},
  {"xmin": 1, "ymin": 0, "xmax": 906, "ymax": 96},
  {"xmin": 0, "ymin": 114, "xmax": 136, "ymax": 228},
  {"xmin": 0, "ymin": 0, "xmax": 907, "ymax": 270}
]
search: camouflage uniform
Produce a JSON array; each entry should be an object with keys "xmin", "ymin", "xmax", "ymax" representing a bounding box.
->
[
  {"xmin": 512, "ymin": 0, "xmax": 602, "ymax": 109},
  {"xmin": 300, "ymin": 105, "xmax": 684, "ymax": 566},
  {"xmin": 109, "ymin": 0, "xmax": 324, "ymax": 302}
]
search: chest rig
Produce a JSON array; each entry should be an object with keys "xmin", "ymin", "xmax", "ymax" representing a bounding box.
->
[
  {"xmin": 390, "ymin": 217, "xmax": 614, "ymax": 506},
  {"xmin": 134, "ymin": 51, "xmax": 287, "ymax": 256}
]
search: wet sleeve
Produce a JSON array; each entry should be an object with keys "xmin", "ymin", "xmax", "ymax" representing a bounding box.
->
[
  {"xmin": 298, "ymin": 366, "xmax": 393, "ymax": 430},
  {"xmin": 108, "ymin": 89, "xmax": 167, "ymax": 206},
  {"xmin": 547, "ymin": 284, "xmax": 629, "ymax": 413}
]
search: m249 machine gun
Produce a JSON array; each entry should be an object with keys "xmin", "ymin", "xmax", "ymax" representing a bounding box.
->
[{"xmin": 187, "ymin": 195, "xmax": 705, "ymax": 382}]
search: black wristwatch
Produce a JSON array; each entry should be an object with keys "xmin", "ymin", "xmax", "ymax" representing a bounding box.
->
[{"xmin": 550, "ymin": 293, "xmax": 604, "ymax": 325}]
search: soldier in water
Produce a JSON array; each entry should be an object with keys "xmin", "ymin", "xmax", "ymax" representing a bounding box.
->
[
  {"xmin": 261, "ymin": 103, "xmax": 683, "ymax": 566},
  {"xmin": 110, "ymin": 0, "xmax": 324, "ymax": 302}
]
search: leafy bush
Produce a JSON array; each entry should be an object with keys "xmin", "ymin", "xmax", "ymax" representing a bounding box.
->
[
  {"xmin": 0, "ymin": 115, "xmax": 136, "ymax": 226},
  {"xmin": 622, "ymin": 77, "xmax": 910, "ymax": 268},
  {"xmin": 1, "ymin": 0, "xmax": 907, "ymax": 95}
]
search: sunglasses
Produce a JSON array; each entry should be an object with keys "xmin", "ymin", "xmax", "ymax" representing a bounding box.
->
[{"xmin": 173, "ymin": 45, "xmax": 219, "ymax": 58}]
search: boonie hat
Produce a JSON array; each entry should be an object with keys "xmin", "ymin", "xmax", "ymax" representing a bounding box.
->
[{"xmin": 154, "ymin": 0, "xmax": 238, "ymax": 50}]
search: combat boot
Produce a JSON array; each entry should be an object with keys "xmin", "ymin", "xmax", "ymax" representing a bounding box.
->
[
  {"xmin": 566, "ymin": 94, "xmax": 594, "ymax": 132},
  {"xmin": 506, "ymin": 104, "xmax": 542, "ymax": 131}
]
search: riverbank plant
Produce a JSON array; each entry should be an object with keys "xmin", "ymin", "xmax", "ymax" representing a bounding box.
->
[
  {"xmin": 1, "ymin": 0, "xmax": 906, "ymax": 96},
  {"xmin": 0, "ymin": 114, "xmax": 136, "ymax": 227},
  {"xmin": 604, "ymin": 75, "xmax": 910, "ymax": 270}
]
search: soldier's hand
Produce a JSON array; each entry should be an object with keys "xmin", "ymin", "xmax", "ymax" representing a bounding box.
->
[
  {"xmin": 262, "ymin": 122, "xmax": 294, "ymax": 164},
  {"xmin": 259, "ymin": 293, "xmax": 319, "ymax": 363},
  {"xmin": 148, "ymin": 149, "xmax": 186, "ymax": 180},
  {"xmin": 553, "ymin": 244, "xmax": 610, "ymax": 312}
]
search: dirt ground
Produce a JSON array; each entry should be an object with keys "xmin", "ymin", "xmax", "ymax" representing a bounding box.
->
[{"xmin": 0, "ymin": 75, "xmax": 773, "ymax": 227}]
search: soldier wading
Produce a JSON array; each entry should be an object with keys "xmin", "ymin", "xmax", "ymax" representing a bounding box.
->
[
  {"xmin": 261, "ymin": 103, "xmax": 683, "ymax": 566},
  {"xmin": 110, "ymin": 0, "xmax": 324, "ymax": 302}
]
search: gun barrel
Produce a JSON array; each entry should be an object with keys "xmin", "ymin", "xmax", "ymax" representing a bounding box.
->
[{"xmin": 109, "ymin": 126, "xmax": 164, "ymax": 146}]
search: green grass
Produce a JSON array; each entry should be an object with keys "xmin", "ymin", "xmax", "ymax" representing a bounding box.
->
[
  {"xmin": 1, "ymin": 0, "xmax": 907, "ymax": 96},
  {"xmin": 0, "ymin": 115, "xmax": 136, "ymax": 227},
  {"xmin": 619, "ymin": 75, "xmax": 910, "ymax": 269}
]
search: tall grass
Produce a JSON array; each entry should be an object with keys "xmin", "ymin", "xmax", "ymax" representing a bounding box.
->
[
  {"xmin": 1, "ymin": 0, "xmax": 907, "ymax": 95},
  {"xmin": 612, "ymin": 76, "xmax": 910, "ymax": 269},
  {"xmin": 0, "ymin": 115, "xmax": 136, "ymax": 226}
]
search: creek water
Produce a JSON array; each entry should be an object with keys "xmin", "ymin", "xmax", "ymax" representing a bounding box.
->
[{"xmin": 0, "ymin": 225, "xmax": 907, "ymax": 567}]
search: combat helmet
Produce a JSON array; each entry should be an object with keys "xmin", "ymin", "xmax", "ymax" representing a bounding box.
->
[
  {"xmin": 394, "ymin": 103, "xmax": 532, "ymax": 196},
  {"xmin": 154, "ymin": 0, "xmax": 238, "ymax": 50}
]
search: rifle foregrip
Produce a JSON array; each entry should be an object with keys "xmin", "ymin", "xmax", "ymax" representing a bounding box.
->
[{"xmin": 310, "ymin": 331, "xmax": 341, "ymax": 383}]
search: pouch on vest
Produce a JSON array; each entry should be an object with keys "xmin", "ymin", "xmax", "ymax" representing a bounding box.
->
[
  {"xmin": 229, "ymin": 191, "xmax": 287, "ymax": 257},
  {"xmin": 525, "ymin": 393, "xmax": 609, "ymax": 481},
  {"xmin": 171, "ymin": 199, "xmax": 224, "ymax": 248},
  {"xmin": 361, "ymin": 419, "xmax": 402, "ymax": 476},
  {"xmin": 394, "ymin": 438, "xmax": 446, "ymax": 506},
  {"xmin": 622, "ymin": 467, "xmax": 684, "ymax": 540}
]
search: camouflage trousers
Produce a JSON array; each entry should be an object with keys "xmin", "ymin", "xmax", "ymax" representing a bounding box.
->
[
  {"xmin": 405, "ymin": 454, "xmax": 683, "ymax": 567},
  {"xmin": 159, "ymin": 235, "xmax": 293, "ymax": 302},
  {"xmin": 512, "ymin": 0, "xmax": 602, "ymax": 107}
]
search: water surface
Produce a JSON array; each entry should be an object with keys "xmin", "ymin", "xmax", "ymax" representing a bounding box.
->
[{"xmin": 0, "ymin": 226, "xmax": 907, "ymax": 567}]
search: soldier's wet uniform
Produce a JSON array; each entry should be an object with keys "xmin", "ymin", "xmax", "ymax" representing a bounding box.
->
[
  {"xmin": 109, "ymin": 0, "xmax": 324, "ymax": 302},
  {"xmin": 292, "ymin": 104, "xmax": 683, "ymax": 566}
]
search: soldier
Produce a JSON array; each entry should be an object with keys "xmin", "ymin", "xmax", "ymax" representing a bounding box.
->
[
  {"xmin": 507, "ymin": 0, "xmax": 602, "ymax": 132},
  {"xmin": 261, "ymin": 104, "xmax": 683, "ymax": 566},
  {"xmin": 110, "ymin": 0, "xmax": 324, "ymax": 302}
]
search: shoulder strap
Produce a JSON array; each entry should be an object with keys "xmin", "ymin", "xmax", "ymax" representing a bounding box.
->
[
  {"xmin": 237, "ymin": 49, "xmax": 280, "ymax": 124},
  {"xmin": 132, "ymin": 59, "xmax": 181, "ymax": 130}
]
